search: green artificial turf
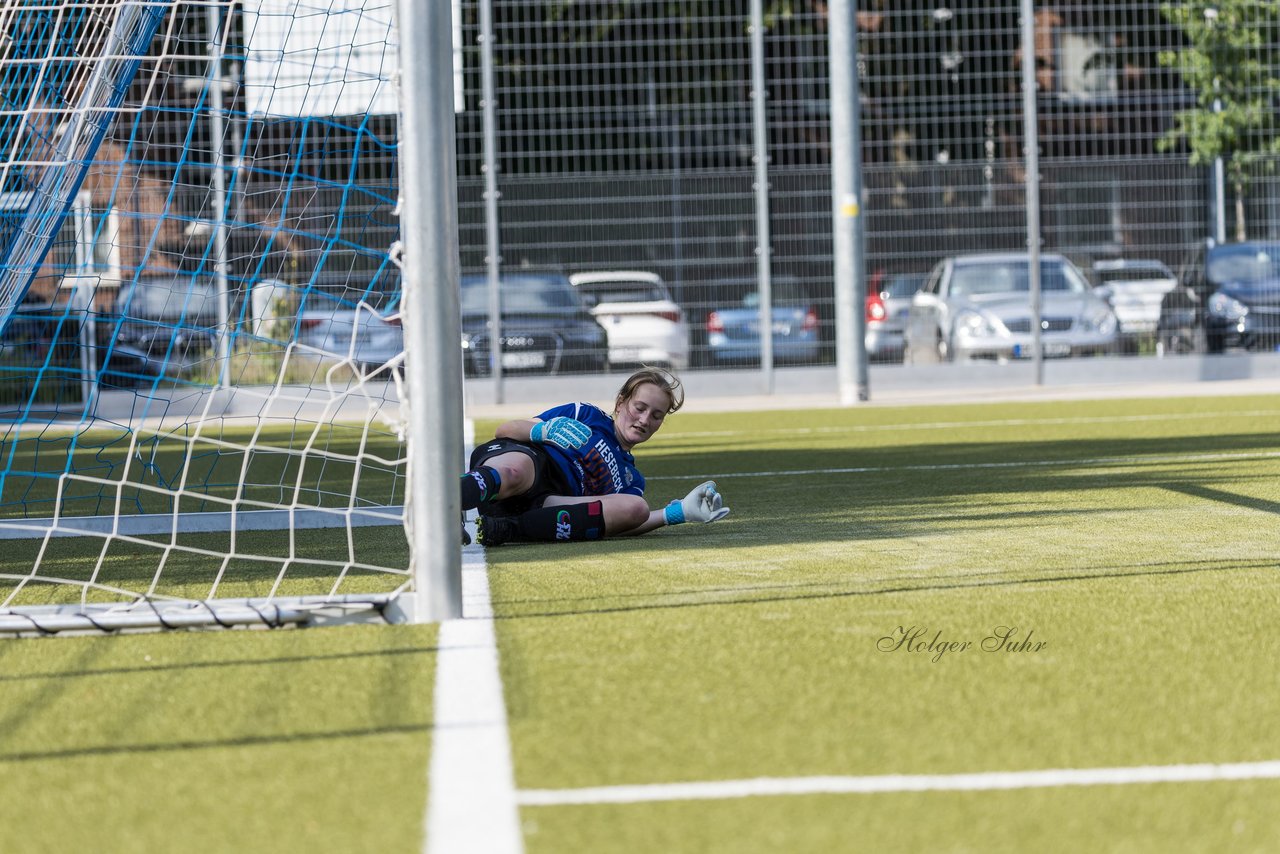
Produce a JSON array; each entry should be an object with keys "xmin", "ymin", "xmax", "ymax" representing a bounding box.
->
[
  {"xmin": 0, "ymin": 623, "xmax": 437, "ymax": 853},
  {"xmin": 0, "ymin": 420, "xmax": 412, "ymax": 605},
  {"xmin": 1, "ymin": 394, "xmax": 1278, "ymax": 853},
  {"xmin": 478, "ymin": 394, "xmax": 1280, "ymax": 853}
]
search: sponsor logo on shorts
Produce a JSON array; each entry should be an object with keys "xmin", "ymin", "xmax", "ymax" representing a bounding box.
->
[{"xmin": 555, "ymin": 509, "xmax": 572, "ymax": 540}]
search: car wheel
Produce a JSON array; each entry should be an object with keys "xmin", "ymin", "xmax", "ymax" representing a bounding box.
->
[
  {"xmin": 1205, "ymin": 331, "xmax": 1225, "ymax": 354},
  {"xmin": 937, "ymin": 333, "xmax": 952, "ymax": 363},
  {"xmin": 1158, "ymin": 326, "xmax": 1204, "ymax": 356}
]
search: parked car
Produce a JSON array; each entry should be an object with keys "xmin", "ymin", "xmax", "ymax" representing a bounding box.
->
[
  {"xmin": 460, "ymin": 272, "xmax": 610, "ymax": 376},
  {"xmin": 1155, "ymin": 284, "xmax": 1205, "ymax": 356},
  {"xmin": 568, "ymin": 270, "xmax": 689, "ymax": 369},
  {"xmin": 295, "ymin": 303, "xmax": 404, "ymax": 376},
  {"xmin": 865, "ymin": 271, "xmax": 925, "ymax": 362},
  {"xmin": 296, "ymin": 272, "xmax": 611, "ymax": 378},
  {"xmin": 1091, "ymin": 259, "xmax": 1181, "ymax": 351},
  {"xmin": 905, "ymin": 253, "xmax": 1118, "ymax": 363},
  {"xmin": 700, "ymin": 276, "xmax": 822, "ymax": 366},
  {"xmin": 104, "ymin": 274, "xmax": 220, "ymax": 383},
  {"xmin": 1201, "ymin": 241, "xmax": 1280, "ymax": 353}
]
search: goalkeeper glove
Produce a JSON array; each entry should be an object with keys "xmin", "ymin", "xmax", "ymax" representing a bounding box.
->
[
  {"xmin": 664, "ymin": 481, "xmax": 731, "ymax": 525},
  {"xmin": 530, "ymin": 416, "xmax": 591, "ymax": 450}
]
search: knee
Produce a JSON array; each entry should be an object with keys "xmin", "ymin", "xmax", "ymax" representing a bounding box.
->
[
  {"xmin": 607, "ymin": 495, "xmax": 650, "ymax": 534},
  {"xmin": 486, "ymin": 455, "xmax": 534, "ymax": 498}
]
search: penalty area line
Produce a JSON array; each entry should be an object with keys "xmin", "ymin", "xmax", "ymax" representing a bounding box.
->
[{"xmin": 517, "ymin": 759, "xmax": 1280, "ymax": 807}]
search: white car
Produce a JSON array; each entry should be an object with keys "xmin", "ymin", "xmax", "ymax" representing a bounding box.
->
[
  {"xmin": 1091, "ymin": 259, "xmax": 1180, "ymax": 348},
  {"xmin": 568, "ymin": 271, "xmax": 689, "ymax": 369}
]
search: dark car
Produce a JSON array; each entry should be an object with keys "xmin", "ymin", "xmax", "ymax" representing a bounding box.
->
[
  {"xmin": 1202, "ymin": 241, "xmax": 1280, "ymax": 353},
  {"xmin": 101, "ymin": 275, "xmax": 220, "ymax": 383},
  {"xmin": 0, "ymin": 299, "xmax": 168, "ymax": 398},
  {"xmin": 459, "ymin": 272, "xmax": 610, "ymax": 376}
]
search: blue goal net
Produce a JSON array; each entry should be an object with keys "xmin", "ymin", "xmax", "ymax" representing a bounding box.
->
[{"xmin": 0, "ymin": 0, "xmax": 415, "ymax": 632}]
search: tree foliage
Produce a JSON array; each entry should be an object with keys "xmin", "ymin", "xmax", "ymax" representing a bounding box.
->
[{"xmin": 1158, "ymin": 0, "xmax": 1280, "ymax": 238}]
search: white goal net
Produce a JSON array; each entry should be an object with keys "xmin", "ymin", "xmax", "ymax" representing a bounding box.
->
[{"xmin": 0, "ymin": 0, "xmax": 428, "ymax": 634}]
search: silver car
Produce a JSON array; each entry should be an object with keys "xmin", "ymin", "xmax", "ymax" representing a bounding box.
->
[
  {"xmin": 905, "ymin": 253, "xmax": 1118, "ymax": 363},
  {"xmin": 866, "ymin": 271, "xmax": 926, "ymax": 362},
  {"xmin": 295, "ymin": 303, "xmax": 404, "ymax": 376}
]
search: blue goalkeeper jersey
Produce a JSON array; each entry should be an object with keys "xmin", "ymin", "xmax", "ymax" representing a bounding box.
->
[{"xmin": 536, "ymin": 402, "xmax": 645, "ymax": 497}]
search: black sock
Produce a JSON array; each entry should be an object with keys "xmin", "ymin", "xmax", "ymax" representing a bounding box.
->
[
  {"xmin": 515, "ymin": 501, "xmax": 604, "ymax": 542},
  {"xmin": 460, "ymin": 466, "xmax": 502, "ymax": 510}
]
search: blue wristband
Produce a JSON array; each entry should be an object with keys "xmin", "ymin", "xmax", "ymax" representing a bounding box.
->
[{"xmin": 663, "ymin": 500, "xmax": 685, "ymax": 526}]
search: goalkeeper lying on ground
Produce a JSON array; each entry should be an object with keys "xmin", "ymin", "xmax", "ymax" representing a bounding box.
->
[{"xmin": 459, "ymin": 367, "xmax": 730, "ymax": 546}]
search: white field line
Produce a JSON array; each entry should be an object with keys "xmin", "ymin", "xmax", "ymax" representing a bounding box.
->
[
  {"xmin": 665, "ymin": 409, "xmax": 1280, "ymax": 441},
  {"xmin": 517, "ymin": 760, "xmax": 1280, "ymax": 807},
  {"xmin": 645, "ymin": 449, "xmax": 1280, "ymax": 482},
  {"xmin": 424, "ymin": 543, "xmax": 524, "ymax": 854}
]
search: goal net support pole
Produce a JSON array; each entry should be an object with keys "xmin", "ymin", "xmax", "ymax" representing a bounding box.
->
[{"xmin": 396, "ymin": 0, "xmax": 463, "ymax": 623}]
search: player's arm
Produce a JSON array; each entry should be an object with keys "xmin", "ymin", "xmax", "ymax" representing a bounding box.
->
[
  {"xmin": 495, "ymin": 416, "xmax": 590, "ymax": 449},
  {"xmin": 495, "ymin": 418, "xmax": 540, "ymax": 442},
  {"xmin": 616, "ymin": 481, "xmax": 731, "ymax": 536}
]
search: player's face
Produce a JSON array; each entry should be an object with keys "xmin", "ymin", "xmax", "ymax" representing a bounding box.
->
[{"xmin": 614, "ymin": 383, "xmax": 671, "ymax": 450}]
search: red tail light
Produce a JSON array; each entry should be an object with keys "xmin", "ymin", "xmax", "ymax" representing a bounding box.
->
[
  {"xmin": 865, "ymin": 294, "xmax": 887, "ymax": 323},
  {"xmin": 652, "ymin": 309, "xmax": 682, "ymax": 323},
  {"xmin": 706, "ymin": 311, "xmax": 724, "ymax": 333},
  {"xmin": 803, "ymin": 308, "xmax": 819, "ymax": 332},
  {"xmin": 299, "ymin": 318, "xmax": 323, "ymax": 330}
]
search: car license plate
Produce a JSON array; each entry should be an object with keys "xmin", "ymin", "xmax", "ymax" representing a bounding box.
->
[
  {"xmin": 502, "ymin": 351, "xmax": 546, "ymax": 370},
  {"xmin": 1014, "ymin": 342, "xmax": 1072, "ymax": 359},
  {"xmin": 612, "ymin": 347, "xmax": 642, "ymax": 361}
]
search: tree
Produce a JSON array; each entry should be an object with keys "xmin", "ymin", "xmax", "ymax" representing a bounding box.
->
[{"xmin": 1158, "ymin": 1, "xmax": 1280, "ymax": 240}]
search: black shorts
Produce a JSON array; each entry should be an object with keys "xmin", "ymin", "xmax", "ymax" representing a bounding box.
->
[{"xmin": 469, "ymin": 437, "xmax": 573, "ymax": 516}]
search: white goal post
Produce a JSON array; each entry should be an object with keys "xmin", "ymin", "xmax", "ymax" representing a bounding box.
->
[{"xmin": 0, "ymin": 0, "xmax": 463, "ymax": 634}]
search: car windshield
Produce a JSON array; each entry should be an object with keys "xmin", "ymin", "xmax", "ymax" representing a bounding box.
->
[
  {"xmin": 460, "ymin": 275, "xmax": 580, "ymax": 313},
  {"xmin": 1207, "ymin": 245, "xmax": 1280, "ymax": 284},
  {"xmin": 742, "ymin": 279, "xmax": 811, "ymax": 307},
  {"xmin": 883, "ymin": 274, "xmax": 925, "ymax": 298},
  {"xmin": 948, "ymin": 260, "xmax": 1086, "ymax": 297},
  {"xmin": 576, "ymin": 281, "xmax": 666, "ymax": 303}
]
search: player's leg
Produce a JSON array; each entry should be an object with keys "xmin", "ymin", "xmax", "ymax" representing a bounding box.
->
[
  {"xmin": 543, "ymin": 493, "xmax": 650, "ymax": 535},
  {"xmin": 477, "ymin": 493, "xmax": 649, "ymax": 545},
  {"xmin": 461, "ymin": 450, "xmax": 537, "ymax": 510}
]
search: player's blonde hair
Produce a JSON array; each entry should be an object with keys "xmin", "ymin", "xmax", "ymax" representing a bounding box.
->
[{"xmin": 615, "ymin": 367, "xmax": 684, "ymax": 415}]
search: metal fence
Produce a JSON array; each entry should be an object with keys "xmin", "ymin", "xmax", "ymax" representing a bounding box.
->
[
  {"xmin": 17, "ymin": 1, "xmax": 1279, "ymax": 405},
  {"xmin": 449, "ymin": 0, "xmax": 1280, "ymax": 390}
]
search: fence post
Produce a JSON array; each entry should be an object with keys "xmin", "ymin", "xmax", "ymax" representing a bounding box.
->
[
  {"xmin": 829, "ymin": 0, "xmax": 868, "ymax": 404},
  {"xmin": 479, "ymin": 0, "xmax": 504, "ymax": 403},
  {"xmin": 750, "ymin": 0, "xmax": 774, "ymax": 393},
  {"xmin": 1020, "ymin": 0, "xmax": 1044, "ymax": 386}
]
